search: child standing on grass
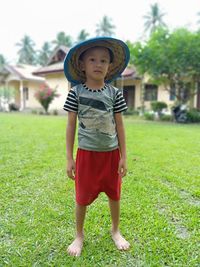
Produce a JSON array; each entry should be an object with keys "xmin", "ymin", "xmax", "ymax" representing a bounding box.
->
[{"xmin": 63, "ymin": 37, "xmax": 130, "ymax": 256}]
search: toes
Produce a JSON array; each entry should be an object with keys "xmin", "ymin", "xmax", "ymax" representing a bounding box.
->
[
  {"xmin": 117, "ymin": 241, "xmax": 130, "ymax": 250},
  {"xmin": 67, "ymin": 245, "xmax": 82, "ymax": 257}
]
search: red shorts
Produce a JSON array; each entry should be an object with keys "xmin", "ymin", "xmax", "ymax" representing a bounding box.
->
[{"xmin": 75, "ymin": 148, "xmax": 121, "ymax": 206}]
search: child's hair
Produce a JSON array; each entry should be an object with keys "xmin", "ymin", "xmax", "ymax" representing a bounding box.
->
[{"xmin": 79, "ymin": 46, "xmax": 114, "ymax": 63}]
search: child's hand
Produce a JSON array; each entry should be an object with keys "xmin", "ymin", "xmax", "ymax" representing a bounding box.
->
[
  {"xmin": 118, "ymin": 158, "xmax": 127, "ymax": 177},
  {"xmin": 67, "ymin": 159, "xmax": 76, "ymax": 180}
]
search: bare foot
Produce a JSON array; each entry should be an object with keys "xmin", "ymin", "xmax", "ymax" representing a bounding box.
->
[
  {"xmin": 67, "ymin": 236, "xmax": 84, "ymax": 256},
  {"xmin": 111, "ymin": 230, "xmax": 130, "ymax": 250}
]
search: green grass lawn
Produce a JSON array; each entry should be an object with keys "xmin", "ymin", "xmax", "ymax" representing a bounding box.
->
[{"xmin": 0, "ymin": 113, "xmax": 199, "ymax": 267}]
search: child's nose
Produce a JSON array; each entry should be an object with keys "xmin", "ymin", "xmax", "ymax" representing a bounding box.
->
[{"xmin": 96, "ymin": 60, "xmax": 102, "ymax": 66}]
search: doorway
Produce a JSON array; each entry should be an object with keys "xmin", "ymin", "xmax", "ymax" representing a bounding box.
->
[{"xmin": 123, "ymin": 86, "xmax": 135, "ymax": 109}]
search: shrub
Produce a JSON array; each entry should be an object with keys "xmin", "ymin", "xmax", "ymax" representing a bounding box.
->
[
  {"xmin": 160, "ymin": 114, "xmax": 173, "ymax": 122},
  {"xmin": 52, "ymin": 109, "xmax": 58, "ymax": 116},
  {"xmin": 151, "ymin": 101, "xmax": 168, "ymax": 119},
  {"xmin": 144, "ymin": 112, "xmax": 154, "ymax": 120},
  {"xmin": 186, "ymin": 109, "xmax": 200, "ymax": 123},
  {"xmin": 9, "ymin": 103, "xmax": 19, "ymax": 111},
  {"xmin": 31, "ymin": 109, "xmax": 37, "ymax": 114},
  {"xmin": 34, "ymin": 84, "xmax": 59, "ymax": 114},
  {"xmin": 123, "ymin": 108, "xmax": 139, "ymax": 116}
]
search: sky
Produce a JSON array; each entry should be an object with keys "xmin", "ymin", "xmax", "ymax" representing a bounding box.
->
[{"xmin": 1, "ymin": 0, "xmax": 200, "ymax": 63}]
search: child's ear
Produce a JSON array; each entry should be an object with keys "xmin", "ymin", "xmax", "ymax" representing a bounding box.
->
[{"xmin": 79, "ymin": 60, "xmax": 85, "ymax": 71}]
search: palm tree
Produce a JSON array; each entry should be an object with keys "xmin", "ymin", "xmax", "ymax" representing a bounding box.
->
[
  {"xmin": 96, "ymin": 15, "xmax": 115, "ymax": 36},
  {"xmin": 77, "ymin": 30, "xmax": 90, "ymax": 43},
  {"xmin": 143, "ymin": 3, "xmax": 166, "ymax": 35},
  {"xmin": 197, "ymin": 12, "xmax": 200, "ymax": 27},
  {"xmin": 52, "ymin": 32, "xmax": 73, "ymax": 48},
  {"xmin": 16, "ymin": 35, "xmax": 36, "ymax": 65},
  {"xmin": 37, "ymin": 42, "xmax": 52, "ymax": 66},
  {"xmin": 0, "ymin": 54, "xmax": 6, "ymax": 70}
]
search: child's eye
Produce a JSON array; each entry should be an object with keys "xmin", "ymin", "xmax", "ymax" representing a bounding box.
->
[
  {"xmin": 89, "ymin": 58, "xmax": 95, "ymax": 62},
  {"xmin": 101, "ymin": 59, "xmax": 108, "ymax": 63}
]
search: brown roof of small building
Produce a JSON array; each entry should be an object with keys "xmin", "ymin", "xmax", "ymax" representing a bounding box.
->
[
  {"xmin": 33, "ymin": 62, "xmax": 63, "ymax": 75},
  {"xmin": 121, "ymin": 66, "xmax": 140, "ymax": 79},
  {"xmin": 47, "ymin": 46, "xmax": 70, "ymax": 66}
]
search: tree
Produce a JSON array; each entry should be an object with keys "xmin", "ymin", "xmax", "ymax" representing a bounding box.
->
[
  {"xmin": 0, "ymin": 54, "xmax": 6, "ymax": 70},
  {"xmin": 52, "ymin": 32, "xmax": 73, "ymax": 48},
  {"xmin": 37, "ymin": 42, "xmax": 52, "ymax": 66},
  {"xmin": 197, "ymin": 12, "xmax": 200, "ymax": 28},
  {"xmin": 0, "ymin": 86, "xmax": 16, "ymax": 111},
  {"xmin": 129, "ymin": 28, "xmax": 200, "ymax": 105},
  {"xmin": 76, "ymin": 30, "xmax": 90, "ymax": 43},
  {"xmin": 16, "ymin": 35, "xmax": 36, "ymax": 65},
  {"xmin": 96, "ymin": 15, "xmax": 115, "ymax": 36},
  {"xmin": 143, "ymin": 3, "xmax": 166, "ymax": 35}
]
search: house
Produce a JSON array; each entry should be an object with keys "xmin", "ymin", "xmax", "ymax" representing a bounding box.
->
[
  {"xmin": 0, "ymin": 64, "xmax": 45, "ymax": 111},
  {"xmin": 32, "ymin": 46, "xmax": 71, "ymax": 112},
  {"xmin": 1, "ymin": 45, "xmax": 200, "ymax": 112},
  {"xmin": 33, "ymin": 46, "xmax": 184, "ymax": 112}
]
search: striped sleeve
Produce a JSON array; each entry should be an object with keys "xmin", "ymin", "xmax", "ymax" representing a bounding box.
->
[
  {"xmin": 63, "ymin": 89, "xmax": 78, "ymax": 112},
  {"xmin": 114, "ymin": 90, "xmax": 128, "ymax": 113}
]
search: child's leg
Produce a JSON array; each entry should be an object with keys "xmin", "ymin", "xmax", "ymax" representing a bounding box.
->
[
  {"xmin": 67, "ymin": 203, "xmax": 86, "ymax": 256},
  {"xmin": 108, "ymin": 198, "xmax": 130, "ymax": 250}
]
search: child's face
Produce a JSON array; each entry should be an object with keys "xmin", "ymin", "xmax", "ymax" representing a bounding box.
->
[{"xmin": 79, "ymin": 47, "xmax": 111, "ymax": 83}]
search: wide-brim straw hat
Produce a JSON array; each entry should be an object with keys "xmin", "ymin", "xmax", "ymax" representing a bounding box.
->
[{"xmin": 63, "ymin": 37, "xmax": 130, "ymax": 85}]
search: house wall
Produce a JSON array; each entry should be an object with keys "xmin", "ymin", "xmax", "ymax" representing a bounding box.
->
[
  {"xmin": 42, "ymin": 72, "xmax": 70, "ymax": 112},
  {"xmin": 8, "ymin": 79, "xmax": 44, "ymax": 110},
  {"xmin": 115, "ymin": 78, "xmax": 175, "ymax": 110},
  {"xmin": 26, "ymin": 81, "xmax": 44, "ymax": 109}
]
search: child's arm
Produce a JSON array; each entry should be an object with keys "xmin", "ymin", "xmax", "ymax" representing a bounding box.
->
[
  {"xmin": 114, "ymin": 113, "xmax": 127, "ymax": 177},
  {"xmin": 66, "ymin": 111, "xmax": 77, "ymax": 180}
]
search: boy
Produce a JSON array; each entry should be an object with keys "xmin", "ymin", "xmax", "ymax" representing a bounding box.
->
[{"xmin": 63, "ymin": 37, "xmax": 130, "ymax": 256}]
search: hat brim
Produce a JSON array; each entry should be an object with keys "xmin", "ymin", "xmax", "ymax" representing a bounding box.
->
[{"xmin": 63, "ymin": 37, "xmax": 130, "ymax": 85}]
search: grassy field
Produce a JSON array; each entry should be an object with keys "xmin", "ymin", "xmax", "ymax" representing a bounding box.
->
[{"xmin": 0, "ymin": 113, "xmax": 199, "ymax": 267}]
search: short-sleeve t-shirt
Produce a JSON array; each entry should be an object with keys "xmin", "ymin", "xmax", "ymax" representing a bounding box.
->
[{"xmin": 63, "ymin": 83, "xmax": 127, "ymax": 151}]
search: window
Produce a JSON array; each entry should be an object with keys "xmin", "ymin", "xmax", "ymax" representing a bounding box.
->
[{"xmin": 144, "ymin": 84, "xmax": 158, "ymax": 101}]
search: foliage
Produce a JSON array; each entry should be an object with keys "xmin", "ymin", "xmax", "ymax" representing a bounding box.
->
[
  {"xmin": 0, "ymin": 54, "xmax": 6, "ymax": 70},
  {"xmin": 96, "ymin": 15, "xmax": 115, "ymax": 36},
  {"xmin": 151, "ymin": 101, "xmax": 167, "ymax": 112},
  {"xmin": 34, "ymin": 84, "xmax": 59, "ymax": 114},
  {"xmin": 129, "ymin": 27, "xmax": 200, "ymax": 104},
  {"xmin": 143, "ymin": 3, "xmax": 167, "ymax": 35},
  {"xmin": 37, "ymin": 42, "xmax": 52, "ymax": 66},
  {"xmin": 52, "ymin": 32, "xmax": 73, "ymax": 48},
  {"xmin": 160, "ymin": 114, "xmax": 173, "ymax": 121},
  {"xmin": 0, "ymin": 113, "xmax": 199, "ymax": 266},
  {"xmin": 0, "ymin": 86, "xmax": 16, "ymax": 111},
  {"xmin": 123, "ymin": 108, "xmax": 139, "ymax": 116},
  {"xmin": 186, "ymin": 108, "xmax": 200, "ymax": 122},
  {"xmin": 197, "ymin": 12, "xmax": 200, "ymax": 27},
  {"xmin": 16, "ymin": 35, "xmax": 37, "ymax": 65},
  {"xmin": 77, "ymin": 30, "xmax": 90, "ymax": 43},
  {"xmin": 8, "ymin": 103, "xmax": 19, "ymax": 111},
  {"xmin": 144, "ymin": 112, "xmax": 154, "ymax": 120}
]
